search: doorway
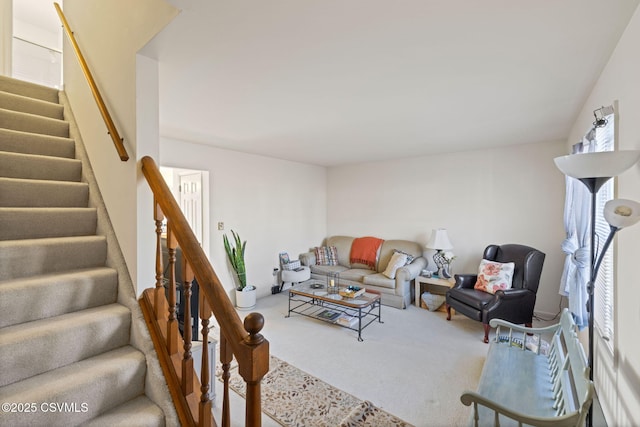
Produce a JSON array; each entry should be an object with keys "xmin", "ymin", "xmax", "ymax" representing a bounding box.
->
[{"xmin": 159, "ymin": 166, "xmax": 210, "ymax": 257}]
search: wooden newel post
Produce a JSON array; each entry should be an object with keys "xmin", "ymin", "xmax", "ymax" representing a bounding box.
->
[{"xmin": 241, "ymin": 313, "xmax": 269, "ymax": 427}]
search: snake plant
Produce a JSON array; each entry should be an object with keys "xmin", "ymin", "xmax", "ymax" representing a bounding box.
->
[{"xmin": 223, "ymin": 230, "xmax": 247, "ymax": 290}]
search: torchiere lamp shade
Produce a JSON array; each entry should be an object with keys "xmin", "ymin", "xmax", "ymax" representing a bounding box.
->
[{"xmin": 554, "ymin": 150, "xmax": 640, "ymax": 179}]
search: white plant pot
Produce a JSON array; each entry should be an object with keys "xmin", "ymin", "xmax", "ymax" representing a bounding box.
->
[{"xmin": 235, "ymin": 286, "xmax": 256, "ymax": 310}]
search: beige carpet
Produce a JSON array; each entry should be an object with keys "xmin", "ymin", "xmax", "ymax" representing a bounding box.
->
[
  {"xmin": 221, "ymin": 354, "xmax": 413, "ymax": 427},
  {"xmin": 210, "ymin": 290, "xmax": 497, "ymax": 426}
]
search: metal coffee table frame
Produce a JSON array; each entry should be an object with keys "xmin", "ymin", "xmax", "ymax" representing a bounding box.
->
[{"xmin": 286, "ymin": 284, "xmax": 383, "ymax": 341}]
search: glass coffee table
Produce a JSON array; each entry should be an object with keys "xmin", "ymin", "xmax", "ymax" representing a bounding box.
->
[{"xmin": 286, "ymin": 281, "xmax": 383, "ymax": 341}]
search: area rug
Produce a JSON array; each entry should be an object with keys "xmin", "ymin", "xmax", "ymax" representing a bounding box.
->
[{"xmin": 219, "ymin": 354, "xmax": 414, "ymax": 427}]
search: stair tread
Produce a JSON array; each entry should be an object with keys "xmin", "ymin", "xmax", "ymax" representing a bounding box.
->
[
  {"xmin": 0, "ymin": 345, "xmax": 145, "ymax": 392},
  {"xmin": 0, "ymin": 303, "xmax": 132, "ymax": 387},
  {"xmin": 0, "ymin": 265, "xmax": 116, "ymax": 287},
  {"xmin": 0, "ymin": 207, "xmax": 97, "ymax": 240},
  {"xmin": 0, "ymin": 127, "xmax": 75, "ymax": 159},
  {"xmin": 0, "ymin": 75, "xmax": 59, "ymax": 103},
  {"xmin": 0, "ymin": 206, "xmax": 95, "ymax": 213},
  {"xmin": 0, "ymin": 150, "xmax": 82, "ymax": 182},
  {"xmin": 0, "ymin": 268, "xmax": 118, "ymax": 328},
  {"xmin": 0, "ymin": 235, "xmax": 107, "ymax": 281},
  {"xmin": 0, "ymin": 346, "xmax": 147, "ymax": 426},
  {"xmin": 0, "ymin": 234, "xmax": 107, "ymax": 247},
  {"xmin": 84, "ymin": 395, "xmax": 165, "ymax": 427},
  {"xmin": 0, "ymin": 76, "xmax": 167, "ymax": 426},
  {"xmin": 0, "ymin": 107, "xmax": 69, "ymax": 138},
  {"xmin": 0, "ymin": 176, "xmax": 87, "ymax": 186},
  {"xmin": 0, "ymin": 302, "xmax": 129, "ymax": 341},
  {"xmin": 0, "ymin": 177, "xmax": 89, "ymax": 207},
  {"xmin": 0, "ymin": 89, "xmax": 64, "ymax": 119}
]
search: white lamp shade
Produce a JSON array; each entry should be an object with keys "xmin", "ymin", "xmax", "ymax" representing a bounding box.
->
[
  {"xmin": 604, "ymin": 199, "xmax": 640, "ymax": 229},
  {"xmin": 426, "ymin": 229, "xmax": 453, "ymax": 250},
  {"xmin": 554, "ymin": 150, "xmax": 640, "ymax": 179}
]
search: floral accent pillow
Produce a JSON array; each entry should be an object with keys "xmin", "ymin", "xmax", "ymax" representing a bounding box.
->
[
  {"xmin": 474, "ymin": 259, "xmax": 515, "ymax": 294},
  {"xmin": 314, "ymin": 246, "xmax": 338, "ymax": 266}
]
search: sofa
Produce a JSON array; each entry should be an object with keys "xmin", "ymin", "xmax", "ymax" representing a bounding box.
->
[{"xmin": 299, "ymin": 236, "xmax": 427, "ymax": 309}]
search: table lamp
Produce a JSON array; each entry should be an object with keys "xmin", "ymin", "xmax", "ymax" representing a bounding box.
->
[{"xmin": 426, "ymin": 228, "xmax": 453, "ymax": 278}]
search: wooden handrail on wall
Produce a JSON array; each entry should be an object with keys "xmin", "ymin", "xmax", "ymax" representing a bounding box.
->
[
  {"xmin": 54, "ymin": 2, "xmax": 129, "ymax": 161},
  {"xmin": 140, "ymin": 156, "xmax": 269, "ymax": 427}
]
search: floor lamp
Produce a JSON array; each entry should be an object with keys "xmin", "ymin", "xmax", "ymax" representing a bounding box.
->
[{"xmin": 554, "ymin": 150, "xmax": 640, "ymax": 427}]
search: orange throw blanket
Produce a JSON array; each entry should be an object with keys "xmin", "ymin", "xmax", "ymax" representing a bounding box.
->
[{"xmin": 350, "ymin": 237, "xmax": 384, "ymax": 269}]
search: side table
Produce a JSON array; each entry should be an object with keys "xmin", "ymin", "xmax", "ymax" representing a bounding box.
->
[{"xmin": 414, "ymin": 275, "xmax": 455, "ymax": 309}]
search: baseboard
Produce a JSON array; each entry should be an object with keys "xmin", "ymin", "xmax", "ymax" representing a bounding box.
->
[{"xmin": 533, "ymin": 310, "xmax": 563, "ymax": 322}]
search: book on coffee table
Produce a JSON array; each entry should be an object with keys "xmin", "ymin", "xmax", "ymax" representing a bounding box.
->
[
  {"xmin": 317, "ymin": 309, "xmax": 340, "ymax": 321},
  {"xmin": 339, "ymin": 285, "xmax": 365, "ymax": 299},
  {"xmin": 335, "ymin": 313, "xmax": 358, "ymax": 328}
]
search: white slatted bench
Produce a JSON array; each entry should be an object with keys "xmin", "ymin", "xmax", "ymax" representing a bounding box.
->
[{"xmin": 461, "ymin": 308, "xmax": 594, "ymax": 427}]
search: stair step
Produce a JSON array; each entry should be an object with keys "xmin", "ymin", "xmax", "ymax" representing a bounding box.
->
[
  {"xmin": 0, "ymin": 267, "xmax": 118, "ymax": 328},
  {"xmin": 0, "ymin": 151, "xmax": 82, "ymax": 182},
  {"xmin": 0, "ymin": 346, "xmax": 147, "ymax": 427},
  {"xmin": 0, "ymin": 303, "xmax": 131, "ymax": 387},
  {"xmin": 0, "ymin": 76, "xmax": 167, "ymax": 426},
  {"xmin": 0, "ymin": 177, "xmax": 89, "ymax": 207},
  {"xmin": 0, "ymin": 90, "xmax": 64, "ymax": 119},
  {"xmin": 0, "ymin": 128, "xmax": 75, "ymax": 159},
  {"xmin": 83, "ymin": 395, "xmax": 165, "ymax": 427},
  {"xmin": 0, "ymin": 107, "xmax": 69, "ymax": 138},
  {"xmin": 0, "ymin": 75, "xmax": 59, "ymax": 104},
  {"xmin": 0, "ymin": 235, "xmax": 107, "ymax": 281},
  {"xmin": 0, "ymin": 207, "xmax": 97, "ymax": 240}
]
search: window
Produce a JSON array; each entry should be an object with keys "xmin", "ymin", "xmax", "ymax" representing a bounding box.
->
[
  {"xmin": 12, "ymin": 37, "xmax": 62, "ymax": 89},
  {"xmin": 592, "ymin": 114, "xmax": 615, "ymax": 351}
]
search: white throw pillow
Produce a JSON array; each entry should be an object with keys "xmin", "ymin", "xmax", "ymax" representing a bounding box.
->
[{"xmin": 382, "ymin": 252, "xmax": 408, "ymax": 279}]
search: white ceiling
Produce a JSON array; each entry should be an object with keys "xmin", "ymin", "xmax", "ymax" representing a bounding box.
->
[
  {"xmin": 20, "ymin": 0, "xmax": 640, "ymax": 167},
  {"xmin": 149, "ymin": 0, "xmax": 640, "ymax": 167}
]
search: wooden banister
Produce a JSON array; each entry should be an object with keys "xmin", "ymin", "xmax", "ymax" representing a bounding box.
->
[
  {"xmin": 140, "ymin": 156, "xmax": 269, "ymax": 426},
  {"xmin": 54, "ymin": 2, "xmax": 129, "ymax": 161},
  {"xmin": 141, "ymin": 156, "xmax": 247, "ymax": 345}
]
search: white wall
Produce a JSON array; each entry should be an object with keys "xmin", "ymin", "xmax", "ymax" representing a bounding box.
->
[
  {"xmin": 62, "ymin": 0, "xmax": 177, "ymax": 292},
  {"xmin": 160, "ymin": 137, "xmax": 327, "ymax": 301},
  {"xmin": 0, "ymin": 0, "xmax": 11, "ymax": 75},
  {"xmin": 566, "ymin": 5, "xmax": 640, "ymax": 425},
  {"xmin": 327, "ymin": 141, "xmax": 567, "ymax": 317}
]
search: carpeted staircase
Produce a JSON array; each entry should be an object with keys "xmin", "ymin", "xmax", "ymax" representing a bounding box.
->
[{"xmin": 0, "ymin": 76, "xmax": 173, "ymax": 426}]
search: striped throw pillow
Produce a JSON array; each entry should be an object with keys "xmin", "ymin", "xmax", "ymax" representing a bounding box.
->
[{"xmin": 315, "ymin": 246, "xmax": 338, "ymax": 266}]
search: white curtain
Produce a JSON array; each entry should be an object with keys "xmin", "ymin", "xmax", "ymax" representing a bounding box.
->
[{"xmin": 559, "ymin": 133, "xmax": 596, "ymax": 329}]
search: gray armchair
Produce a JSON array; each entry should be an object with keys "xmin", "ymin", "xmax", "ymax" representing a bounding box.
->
[{"xmin": 445, "ymin": 244, "xmax": 545, "ymax": 343}]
